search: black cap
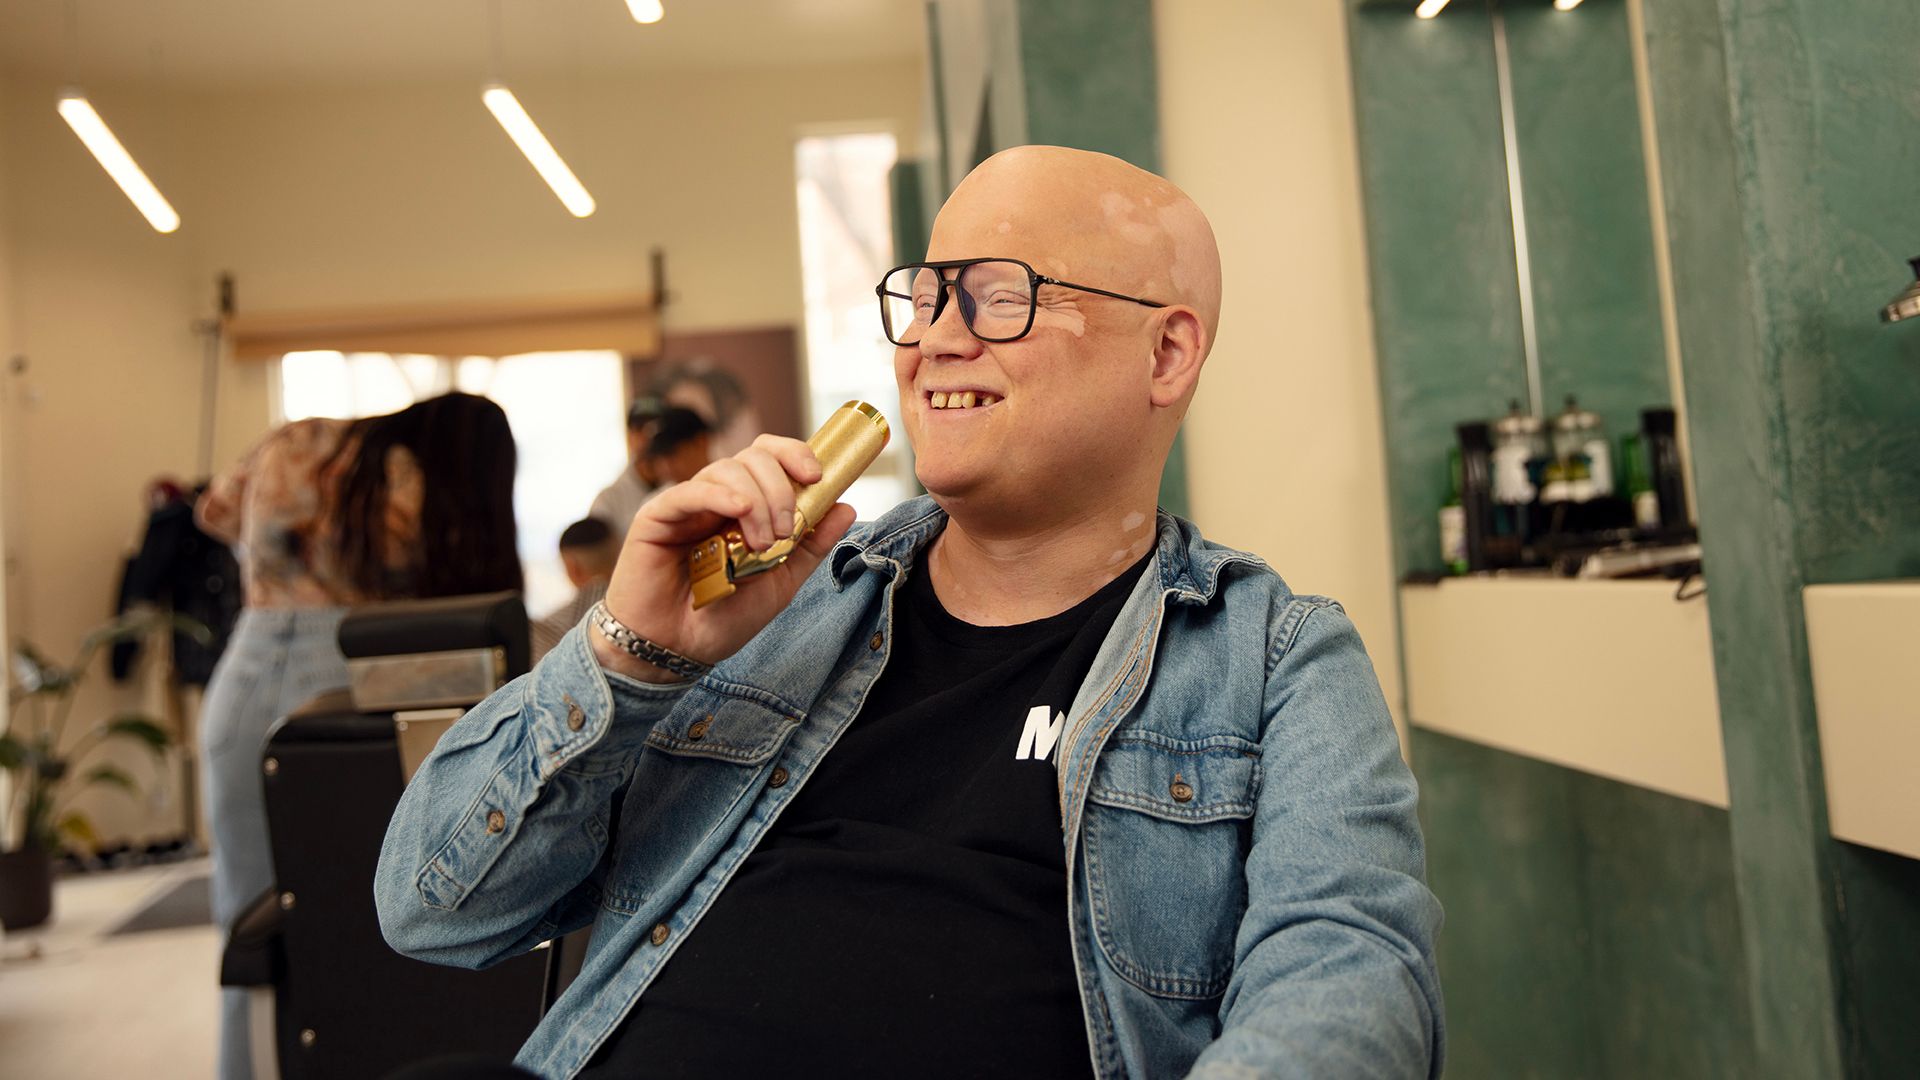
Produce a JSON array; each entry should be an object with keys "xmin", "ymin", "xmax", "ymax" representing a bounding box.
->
[
  {"xmin": 626, "ymin": 396, "xmax": 668, "ymax": 430},
  {"xmin": 1641, "ymin": 407, "xmax": 1677, "ymax": 435},
  {"xmin": 645, "ymin": 407, "xmax": 713, "ymax": 457}
]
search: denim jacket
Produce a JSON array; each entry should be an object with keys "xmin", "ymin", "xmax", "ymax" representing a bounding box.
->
[{"xmin": 376, "ymin": 497, "xmax": 1444, "ymax": 1078}]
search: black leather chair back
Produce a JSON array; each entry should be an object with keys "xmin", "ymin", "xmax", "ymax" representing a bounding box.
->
[{"xmin": 247, "ymin": 592, "xmax": 555, "ymax": 1078}]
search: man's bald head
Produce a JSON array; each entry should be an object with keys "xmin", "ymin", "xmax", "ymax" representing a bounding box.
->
[{"xmin": 931, "ymin": 146, "xmax": 1222, "ymax": 346}]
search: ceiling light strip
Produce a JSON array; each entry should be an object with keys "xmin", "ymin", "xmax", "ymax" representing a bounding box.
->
[
  {"xmin": 481, "ymin": 82, "xmax": 597, "ymax": 218},
  {"xmin": 56, "ymin": 92, "xmax": 180, "ymax": 234}
]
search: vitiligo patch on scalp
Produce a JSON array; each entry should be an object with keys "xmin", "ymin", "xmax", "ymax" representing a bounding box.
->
[{"xmin": 1100, "ymin": 191, "xmax": 1161, "ymax": 247}]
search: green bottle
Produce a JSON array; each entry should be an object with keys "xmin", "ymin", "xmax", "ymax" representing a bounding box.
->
[{"xmin": 1621, "ymin": 433, "xmax": 1658, "ymax": 529}]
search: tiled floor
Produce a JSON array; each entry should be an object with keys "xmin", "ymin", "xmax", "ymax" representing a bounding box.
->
[{"xmin": 0, "ymin": 859, "xmax": 219, "ymax": 1078}]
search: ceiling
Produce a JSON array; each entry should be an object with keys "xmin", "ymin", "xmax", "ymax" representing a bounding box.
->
[{"xmin": 0, "ymin": 0, "xmax": 925, "ymax": 88}]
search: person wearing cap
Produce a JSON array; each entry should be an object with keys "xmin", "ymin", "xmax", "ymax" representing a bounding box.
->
[
  {"xmin": 588, "ymin": 397, "xmax": 668, "ymax": 531},
  {"xmin": 379, "ymin": 146, "xmax": 1442, "ymax": 1080},
  {"xmin": 637, "ymin": 406, "xmax": 715, "ymax": 490}
]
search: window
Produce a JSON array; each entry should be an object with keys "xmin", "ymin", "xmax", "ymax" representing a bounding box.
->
[
  {"xmin": 795, "ymin": 131, "xmax": 914, "ymax": 521},
  {"xmin": 277, "ymin": 350, "xmax": 627, "ymax": 616}
]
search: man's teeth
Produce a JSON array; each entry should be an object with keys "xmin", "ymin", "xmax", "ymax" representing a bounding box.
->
[{"xmin": 929, "ymin": 391, "xmax": 997, "ymax": 409}]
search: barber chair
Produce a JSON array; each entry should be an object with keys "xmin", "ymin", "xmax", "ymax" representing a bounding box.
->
[{"xmin": 221, "ymin": 592, "xmax": 585, "ymax": 1079}]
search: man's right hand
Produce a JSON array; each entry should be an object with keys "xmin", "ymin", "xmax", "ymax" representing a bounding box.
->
[{"xmin": 589, "ymin": 433, "xmax": 858, "ymax": 682}]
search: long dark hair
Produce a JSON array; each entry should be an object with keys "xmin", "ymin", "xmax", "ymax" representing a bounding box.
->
[{"xmin": 327, "ymin": 392, "xmax": 523, "ymax": 599}]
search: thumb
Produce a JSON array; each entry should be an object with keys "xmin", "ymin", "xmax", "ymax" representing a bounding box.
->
[{"xmin": 782, "ymin": 503, "xmax": 859, "ymax": 580}]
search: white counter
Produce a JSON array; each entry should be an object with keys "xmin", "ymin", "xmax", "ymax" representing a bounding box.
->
[
  {"xmin": 1401, "ymin": 576, "xmax": 1729, "ymax": 806},
  {"xmin": 1804, "ymin": 580, "xmax": 1920, "ymax": 860}
]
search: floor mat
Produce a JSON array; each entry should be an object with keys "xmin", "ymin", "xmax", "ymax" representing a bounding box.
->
[{"xmin": 107, "ymin": 874, "xmax": 212, "ymax": 936}]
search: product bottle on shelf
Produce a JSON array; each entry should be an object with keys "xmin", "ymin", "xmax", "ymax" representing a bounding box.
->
[
  {"xmin": 1621, "ymin": 432, "xmax": 1659, "ymax": 529},
  {"xmin": 1455, "ymin": 421, "xmax": 1498, "ymax": 571},
  {"xmin": 1439, "ymin": 446, "xmax": 1468, "ymax": 575},
  {"xmin": 1490, "ymin": 400, "xmax": 1546, "ymax": 546},
  {"xmin": 1551, "ymin": 394, "xmax": 1610, "ymax": 502},
  {"xmin": 1641, "ymin": 407, "xmax": 1689, "ymax": 531}
]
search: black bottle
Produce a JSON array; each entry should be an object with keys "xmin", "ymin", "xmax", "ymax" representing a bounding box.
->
[
  {"xmin": 1456, "ymin": 421, "xmax": 1498, "ymax": 571},
  {"xmin": 1641, "ymin": 407, "xmax": 1688, "ymax": 531}
]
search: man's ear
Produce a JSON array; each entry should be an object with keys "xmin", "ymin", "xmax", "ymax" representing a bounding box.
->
[{"xmin": 1148, "ymin": 306, "xmax": 1208, "ymax": 410}]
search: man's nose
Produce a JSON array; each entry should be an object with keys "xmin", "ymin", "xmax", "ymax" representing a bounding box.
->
[{"xmin": 919, "ymin": 285, "xmax": 983, "ymax": 360}]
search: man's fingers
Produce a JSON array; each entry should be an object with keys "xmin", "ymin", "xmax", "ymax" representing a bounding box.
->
[
  {"xmin": 628, "ymin": 479, "xmax": 749, "ymax": 543},
  {"xmin": 752, "ymin": 434, "xmax": 823, "ymax": 487},
  {"xmin": 697, "ymin": 458, "xmax": 776, "ymax": 550},
  {"xmin": 736, "ymin": 448, "xmax": 799, "ymax": 541}
]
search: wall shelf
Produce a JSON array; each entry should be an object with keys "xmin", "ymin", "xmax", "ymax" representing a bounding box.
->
[
  {"xmin": 1401, "ymin": 576, "xmax": 1728, "ymax": 806},
  {"xmin": 1804, "ymin": 581, "xmax": 1920, "ymax": 861}
]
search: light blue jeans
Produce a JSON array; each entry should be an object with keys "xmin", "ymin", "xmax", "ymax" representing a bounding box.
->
[{"xmin": 200, "ymin": 606, "xmax": 349, "ymax": 1080}]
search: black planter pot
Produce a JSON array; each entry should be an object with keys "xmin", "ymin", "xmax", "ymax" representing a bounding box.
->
[{"xmin": 0, "ymin": 845, "xmax": 54, "ymax": 930}]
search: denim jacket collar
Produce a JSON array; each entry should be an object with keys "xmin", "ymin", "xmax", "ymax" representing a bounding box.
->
[{"xmin": 829, "ymin": 494, "xmax": 1261, "ymax": 607}]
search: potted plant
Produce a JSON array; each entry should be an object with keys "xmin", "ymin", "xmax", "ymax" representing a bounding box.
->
[{"xmin": 1, "ymin": 610, "xmax": 206, "ymax": 930}]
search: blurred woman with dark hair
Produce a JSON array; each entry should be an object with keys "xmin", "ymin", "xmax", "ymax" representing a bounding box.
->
[{"xmin": 196, "ymin": 391, "xmax": 521, "ymax": 1079}]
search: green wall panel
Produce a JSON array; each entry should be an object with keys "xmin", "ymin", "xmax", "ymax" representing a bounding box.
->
[
  {"xmin": 1504, "ymin": 0, "xmax": 1672, "ymax": 435},
  {"xmin": 1414, "ymin": 729, "xmax": 1756, "ymax": 1078},
  {"xmin": 1348, "ymin": 1, "xmax": 1528, "ymax": 576},
  {"xmin": 1015, "ymin": 0, "xmax": 1160, "ymax": 172},
  {"xmin": 1413, "ymin": 729, "xmax": 1595, "ymax": 1077},
  {"xmin": 1757, "ymin": 2, "xmax": 1920, "ymax": 586},
  {"xmin": 1641, "ymin": 0, "xmax": 1920, "ymax": 1074},
  {"xmin": 1834, "ymin": 841, "xmax": 1920, "ymax": 1079}
]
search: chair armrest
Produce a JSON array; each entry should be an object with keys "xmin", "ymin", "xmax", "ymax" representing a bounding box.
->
[{"xmin": 220, "ymin": 886, "xmax": 286, "ymax": 988}]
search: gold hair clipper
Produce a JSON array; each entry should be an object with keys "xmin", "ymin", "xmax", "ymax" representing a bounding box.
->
[{"xmin": 687, "ymin": 400, "xmax": 890, "ymax": 609}]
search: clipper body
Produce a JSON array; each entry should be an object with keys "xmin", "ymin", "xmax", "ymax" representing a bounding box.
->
[{"xmin": 688, "ymin": 401, "xmax": 890, "ymax": 609}]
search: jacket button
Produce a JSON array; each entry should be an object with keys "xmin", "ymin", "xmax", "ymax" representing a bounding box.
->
[
  {"xmin": 869, "ymin": 631, "xmax": 884, "ymax": 651},
  {"xmin": 768, "ymin": 766, "xmax": 789, "ymax": 789},
  {"xmin": 486, "ymin": 809, "xmax": 505, "ymax": 834},
  {"xmin": 563, "ymin": 694, "xmax": 585, "ymax": 732},
  {"xmin": 688, "ymin": 717, "xmax": 712, "ymax": 740},
  {"xmin": 650, "ymin": 923, "xmax": 670, "ymax": 947},
  {"xmin": 1170, "ymin": 776, "xmax": 1195, "ymax": 803}
]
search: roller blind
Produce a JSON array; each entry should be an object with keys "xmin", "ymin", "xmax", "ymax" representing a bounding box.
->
[{"xmin": 227, "ymin": 292, "xmax": 661, "ymax": 361}]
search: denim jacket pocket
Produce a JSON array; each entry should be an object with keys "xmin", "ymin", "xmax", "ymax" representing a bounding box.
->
[
  {"xmin": 604, "ymin": 696, "xmax": 802, "ymax": 914},
  {"xmin": 1083, "ymin": 733, "xmax": 1260, "ymax": 1000},
  {"xmin": 644, "ymin": 696, "xmax": 800, "ymax": 765}
]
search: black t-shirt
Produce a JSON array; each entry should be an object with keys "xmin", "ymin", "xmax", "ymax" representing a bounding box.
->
[{"xmin": 578, "ymin": 553, "xmax": 1151, "ymax": 1079}]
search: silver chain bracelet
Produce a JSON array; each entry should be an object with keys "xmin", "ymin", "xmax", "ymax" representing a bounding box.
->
[{"xmin": 587, "ymin": 600, "xmax": 713, "ymax": 679}]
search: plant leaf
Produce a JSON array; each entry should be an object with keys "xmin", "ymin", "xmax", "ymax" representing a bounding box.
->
[
  {"xmin": 81, "ymin": 764, "xmax": 140, "ymax": 796},
  {"xmin": 56, "ymin": 812, "xmax": 99, "ymax": 849},
  {"xmin": 104, "ymin": 715, "xmax": 173, "ymax": 755}
]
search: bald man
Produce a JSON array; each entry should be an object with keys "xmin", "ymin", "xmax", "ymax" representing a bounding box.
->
[{"xmin": 379, "ymin": 147, "xmax": 1443, "ymax": 1080}]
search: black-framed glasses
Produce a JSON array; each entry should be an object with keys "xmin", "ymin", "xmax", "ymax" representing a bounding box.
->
[{"xmin": 875, "ymin": 257, "xmax": 1166, "ymax": 347}]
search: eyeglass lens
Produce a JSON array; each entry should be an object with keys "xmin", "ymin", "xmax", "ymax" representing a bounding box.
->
[{"xmin": 880, "ymin": 261, "xmax": 1034, "ymax": 345}]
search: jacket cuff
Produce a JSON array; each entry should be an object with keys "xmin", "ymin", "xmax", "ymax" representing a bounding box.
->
[{"xmin": 522, "ymin": 621, "xmax": 694, "ymax": 781}]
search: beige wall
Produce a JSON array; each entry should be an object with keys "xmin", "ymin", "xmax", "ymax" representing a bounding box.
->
[
  {"xmin": 0, "ymin": 60, "xmax": 920, "ymax": 846},
  {"xmin": 1155, "ymin": 1, "xmax": 1404, "ymax": 739},
  {"xmin": 0, "ymin": 77, "xmax": 14, "ymax": 780}
]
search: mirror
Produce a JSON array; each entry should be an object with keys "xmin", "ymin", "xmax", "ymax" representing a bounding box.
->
[
  {"xmin": 1494, "ymin": 0, "xmax": 1673, "ymax": 436},
  {"xmin": 1347, "ymin": 0, "xmax": 1687, "ymax": 576}
]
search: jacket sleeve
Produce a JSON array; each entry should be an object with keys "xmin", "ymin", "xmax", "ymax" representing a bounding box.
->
[
  {"xmin": 374, "ymin": 622, "xmax": 694, "ymax": 970},
  {"xmin": 1189, "ymin": 600, "xmax": 1445, "ymax": 1079}
]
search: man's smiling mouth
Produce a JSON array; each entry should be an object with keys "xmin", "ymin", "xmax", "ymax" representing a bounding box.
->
[{"xmin": 927, "ymin": 391, "xmax": 1000, "ymax": 409}]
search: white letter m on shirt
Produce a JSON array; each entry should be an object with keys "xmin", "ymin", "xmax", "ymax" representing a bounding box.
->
[{"xmin": 1015, "ymin": 705, "xmax": 1066, "ymax": 762}]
